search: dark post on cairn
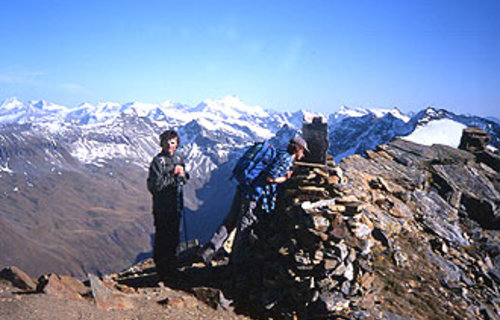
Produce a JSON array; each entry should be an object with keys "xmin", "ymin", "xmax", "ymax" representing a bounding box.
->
[
  {"xmin": 302, "ymin": 116, "xmax": 329, "ymax": 164},
  {"xmin": 458, "ymin": 127, "xmax": 490, "ymax": 152}
]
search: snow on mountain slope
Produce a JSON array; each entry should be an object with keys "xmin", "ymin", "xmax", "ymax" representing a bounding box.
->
[
  {"xmin": 0, "ymin": 98, "xmax": 67, "ymax": 124},
  {"xmin": 330, "ymin": 106, "xmax": 410, "ymax": 124},
  {"xmin": 401, "ymin": 119, "xmax": 467, "ymax": 147},
  {"xmin": 1, "ymin": 95, "xmax": 499, "ymax": 277},
  {"xmin": 2, "ymin": 97, "xmax": 499, "ymax": 172},
  {"xmin": 191, "ymin": 96, "xmax": 269, "ymax": 119}
]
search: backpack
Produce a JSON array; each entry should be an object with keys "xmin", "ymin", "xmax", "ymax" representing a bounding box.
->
[{"xmin": 231, "ymin": 141, "xmax": 277, "ymax": 198}]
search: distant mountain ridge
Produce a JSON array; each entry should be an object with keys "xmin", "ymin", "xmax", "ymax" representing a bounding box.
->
[{"xmin": 1, "ymin": 96, "xmax": 498, "ymax": 277}]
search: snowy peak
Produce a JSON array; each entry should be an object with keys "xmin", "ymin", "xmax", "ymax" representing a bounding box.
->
[
  {"xmin": 336, "ymin": 105, "xmax": 370, "ymax": 118},
  {"xmin": 0, "ymin": 98, "xmax": 68, "ymax": 123},
  {"xmin": 0, "ymin": 97, "xmax": 24, "ymax": 111},
  {"xmin": 413, "ymin": 107, "xmax": 453, "ymax": 126},
  {"xmin": 192, "ymin": 96, "xmax": 269, "ymax": 119},
  {"xmin": 332, "ymin": 106, "xmax": 410, "ymax": 124},
  {"xmin": 371, "ymin": 107, "xmax": 410, "ymax": 122}
]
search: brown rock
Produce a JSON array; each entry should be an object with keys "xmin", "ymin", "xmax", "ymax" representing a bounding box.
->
[
  {"xmin": 328, "ymin": 204, "xmax": 347, "ymax": 213},
  {"xmin": 0, "ymin": 266, "xmax": 37, "ymax": 291},
  {"xmin": 313, "ymin": 168, "xmax": 329, "ymax": 178},
  {"xmin": 377, "ymin": 150, "xmax": 393, "ymax": 160},
  {"xmin": 369, "ymin": 177, "xmax": 392, "ymax": 193},
  {"xmin": 365, "ymin": 150, "xmax": 378, "ymax": 160},
  {"xmin": 324, "ymin": 258, "xmax": 340, "ymax": 270},
  {"xmin": 159, "ymin": 296, "xmax": 185, "ymax": 309},
  {"xmin": 59, "ymin": 275, "xmax": 90, "ymax": 295},
  {"xmin": 360, "ymin": 273, "xmax": 375, "ymax": 290},
  {"xmin": 183, "ymin": 295, "xmax": 200, "ymax": 308},
  {"xmin": 294, "ymin": 161, "xmax": 328, "ymax": 170},
  {"xmin": 299, "ymin": 185, "xmax": 327, "ymax": 194},
  {"xmin": 330, "ymin": 215, "xmax": 348, "ymax": 239},
  {"xmin": 89, "ymin": 273, "xmax": 135, "ymax": 310},
  {"xmin": 359, "ymin": 292, "xmax": 376, "ymax": 309},
  {"xmin": 336, "ymin": 195, "xmax": 360, "ymax": 203},
  {"xmin": 312, "ymin": 215, "xmax": 330, "ymax": 232},
  {"xmin": 328, "ymin": 175, "xmax": 340, "ymax": 185},
  {"xmin": 38, "ymin": 274, "xmax": 83, "ymax": 301},
  {"xmin": 115, "ymin": 283, "xmax": 135, "ymax": 294}
]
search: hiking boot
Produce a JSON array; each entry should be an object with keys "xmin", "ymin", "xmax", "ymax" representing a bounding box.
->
[{"xmin": 198, "ymin": 245, "xmax": 215, "ymax": 266}]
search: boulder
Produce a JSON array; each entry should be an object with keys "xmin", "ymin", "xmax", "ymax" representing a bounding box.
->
[
  {"xmin": 37, "ymin": 273, "xmax": 83, "ymax": 301},
  {"xmin": 89, "ymin": 273, "xmax": 135, "ymax": 310},
  {"xmin": 0, "ymin": 266, "xmax": 37, "ymax": 291}
]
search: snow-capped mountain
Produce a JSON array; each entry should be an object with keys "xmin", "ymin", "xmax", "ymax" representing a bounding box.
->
[
  {"xmin": 0, "ymin": 98, "xmax": 67, "ymax": 124},
  {"xmin": 329, "ymin": 106, "xmax": 499, "ymax": 161},
  {"xmin": 0, "ymin": 96, "xmax": 498, "ymax": 277},
  {"xmin": 1, "ymin": 97, "xmax": 498, "ymax": 200},
  {"xmin": 331, "ymin": 105, "xmax": 411, "ymax": 124}
]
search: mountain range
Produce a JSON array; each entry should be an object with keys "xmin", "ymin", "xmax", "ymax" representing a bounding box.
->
[{"xmin": 1, "ymin": 96, "xmax": 499, "ymax": 277}]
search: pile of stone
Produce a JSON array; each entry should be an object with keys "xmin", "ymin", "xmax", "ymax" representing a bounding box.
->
[
  {"xmin": 458, "ymin": 127, "xmax": 500, "ymax": 173},
  {"xmin": 230, "ymin": 157, "xmax": 379, "ymax": 319},
  {"xmin": 458, "ymin": 127, "xmax": 491, "ymax": 152}
]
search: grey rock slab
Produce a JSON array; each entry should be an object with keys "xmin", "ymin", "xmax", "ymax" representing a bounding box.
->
[
  {"xmin": 89, "ymin": 273, "xmax": 135, "ymax": 310},
  {"xmin": 413, "ymin": 190, "xmax": 470, "ymax": 246}
]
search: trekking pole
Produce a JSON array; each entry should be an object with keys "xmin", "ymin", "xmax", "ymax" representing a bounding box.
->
[{"xmin": 176, "ymin": 176, "xmax": 189, "ymax": 245}]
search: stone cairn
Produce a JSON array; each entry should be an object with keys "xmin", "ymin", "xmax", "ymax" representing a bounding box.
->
[
  {"xmin": 458, "ymin": 127, "xmax": 491, "ymax": 152},
  {"xmin": 302, "ymin": 116, "xmax": 330, "ymax": 165},
  {"xmin": 230, "ymin": 120, "xmax": 377, "ymax": 319},
  {"xmin": 230, "ymin": 158, "xmax": 377, "ymax": 319},
  {"xmin": 459, "ymin": 126, "xmax": 500, "ymax": 172}
]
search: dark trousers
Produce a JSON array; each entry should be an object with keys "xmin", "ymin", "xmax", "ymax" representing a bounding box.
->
[
  {"xmin": 208, "ymin": 189, "xmax": 259, "ymax": 262},
  {"xmin": 153, "ymin": 208, "xmax": 180, "ymax": 278}
]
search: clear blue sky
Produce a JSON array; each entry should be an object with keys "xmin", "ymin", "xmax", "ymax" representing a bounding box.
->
[{"xmin": 0, "ymin": 0, "xmax": 499, "ymax": 117}]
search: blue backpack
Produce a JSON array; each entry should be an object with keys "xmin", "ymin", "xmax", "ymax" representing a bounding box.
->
[{"xmin": 231, "ymin": 141, "xmax": 277, "ymax": 199}]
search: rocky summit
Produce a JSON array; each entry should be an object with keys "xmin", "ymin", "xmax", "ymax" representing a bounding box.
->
[
  {"xmin": 221, "ymin": 130, "xmax": 499, "ymax": 319},
  {"xmin": 1, "ymin": 128, "xmax": 499, "ymax": 320}
]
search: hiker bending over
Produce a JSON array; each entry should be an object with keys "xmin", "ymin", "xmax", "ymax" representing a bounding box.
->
[
  {"xmin": 147, "ymin": 130, "xmax": 189, "ymax": 281},
  {"xmin": 199, "ymin": 136, "xmax": 308, "ymax": 265}
]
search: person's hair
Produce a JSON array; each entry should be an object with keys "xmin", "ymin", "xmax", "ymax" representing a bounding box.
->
[
  {"xmin": 159, "ymin": 130, "xmax": 180, "ymax": 146},
  {"xmin": 287, "ymin": 141, "xmax": 303, "ymax": 155}
]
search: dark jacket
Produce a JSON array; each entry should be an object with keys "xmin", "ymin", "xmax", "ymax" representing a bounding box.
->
[{"xmin": 147, "ymin": 151, "xmax": 189, "ymax": 214}]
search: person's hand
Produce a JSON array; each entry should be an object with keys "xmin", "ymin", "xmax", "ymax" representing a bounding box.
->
[
  {"xmin": 174, "ymin": 165, "xmax": 185, "ymax": 177},
  {"xmin": 286, "ymin": 170, "xmax": 293, "ymax": 179}
]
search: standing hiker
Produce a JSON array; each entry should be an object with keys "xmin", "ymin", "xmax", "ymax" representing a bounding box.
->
[
  {"xmin": 198, "ymin": 136, "xmax": 309, "ymax": 265},
  {"xmin": 147, "ymin": 129, "xmax": 189, "ymax": 280}
]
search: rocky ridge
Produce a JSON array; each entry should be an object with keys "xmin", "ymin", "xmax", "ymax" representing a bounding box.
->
[
  {"xmin": 1, "ymin": 96, "xmax": 499, "ymax": 278},
  {"xmin": 1, "ymin": 128, "xmax": 499, "ymax": 319}
]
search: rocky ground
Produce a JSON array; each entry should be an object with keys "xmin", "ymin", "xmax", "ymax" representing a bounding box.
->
[
  {"xmin": 1, "ymin": 128, "xmax": 499, "ymax": 320},
  {"xmin": 0, "ymin": 259, "xmax": 250, "ymax": 320}
]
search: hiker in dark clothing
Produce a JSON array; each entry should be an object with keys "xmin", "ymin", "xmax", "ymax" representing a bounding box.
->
[
  {"xmin": 199, "ymin": 136, "xmax": 309, "ymax": 265},
  {"xmin": 147, "ymin": 130, "xmax": 189, "ymax": 280}
]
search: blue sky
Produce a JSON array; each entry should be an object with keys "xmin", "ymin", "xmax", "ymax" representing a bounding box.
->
[{"xmin": 0, "ymin": 0, "xmax": 499, "ymax": 117}]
